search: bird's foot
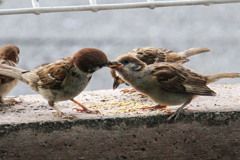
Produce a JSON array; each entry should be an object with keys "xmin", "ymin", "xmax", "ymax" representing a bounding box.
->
[
  {"xmin": 167, "ymin": 110, "xmax": 181, "ymax": 121},
  {"xmin": 73, "ymin": 108, "xmax": 100, "ymax": 114},
  {"xmin": 167, "ymin": 100, "xmax": 191, "ymax": 122},
  {"xmin": 53, "ymin": 111, "xmax": 77, "ymax": 119},
  {"xmin": 4, "ymin": 98, "xmax": 23, "ymax": 106},
  {"xmin": 62, "ymin": 115, "xmax": 77, "ymax": 119},
  {"xmin": 71, "ymin": 99, "xmax": 100, "ymax": 114},
  {"xmin": 120, "ymin": 88, "xmax": 136, "ymax": 93},
  {"xmin": 141, "ymin": 104, "xmax": 167, "ymax": 111},
  {"xmin": 53, "ymin": 111, "xmax": 64, "ymax": 117},
  {"xmin": 138, "ymin": 93, "xmax": 147, "ymax": 98}
]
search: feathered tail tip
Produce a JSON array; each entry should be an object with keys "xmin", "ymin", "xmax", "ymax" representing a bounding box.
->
[
  {"xmin": 179, "ymin": 48, "xmax": 211, "ymax": 58},
  {"xmin": 0, "ymin": 68, "xmax": 22, "ymax": 80},
  {"xmin": 207, "ymin": 73, "xmax": 240, "ymax": 84},
  {"xmin": 0, "ymin": 64, "xmax": 26, "ymax": 72},
  {"xmin": 0, "ymin": 64, "xmax": 28, "ymax": 82}
]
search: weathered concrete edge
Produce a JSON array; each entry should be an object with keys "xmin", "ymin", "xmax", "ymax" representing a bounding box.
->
[{"xmin": 1, "ymin": 111, "xmax": 240, "ymax": 138}]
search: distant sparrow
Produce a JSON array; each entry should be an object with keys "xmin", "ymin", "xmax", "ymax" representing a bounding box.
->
[
  {"xmin": 110, "ymin": 47, "xmax": 210, "ymax": 89},
  {"xmin": 0, "ymin": 48, "xmax": 111, "ymax": 117},
  {"xmin": 0, "ymin": 45, "xmax": 21, "ymax": 105},
  {"xmin": 110, "ymin": 54, "xmax": 240, "ymax": 121}
]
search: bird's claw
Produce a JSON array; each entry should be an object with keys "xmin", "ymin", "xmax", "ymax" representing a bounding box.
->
[
  {"xmin": 53, "ymin": 111, "xmax": 77, "ymax": 119},
  {"xmin": 62, "ymin": 115, "xmax": 77, "ymax": 119},
  {"xmin": 141, "ymin": 105, "xmax": 167, "ymax": 111},
  {"xmin": 167, "ymin": 111, "xmax": 180, "ymax": 121},
  {"xmin": 139, "ymin": 94, "xmax": 147, "ymax": 98},
  {"xmin": 5, "ymin": 98, "xmax": 23, "ymax": 106},
  {"xmin": 73, "ymin": 108, "xmax": 100, "ymax": 114},
  {"xmin": 53, "ymin": 111, "xmax": 64, "ymax": 117},
  {"xmin": 86, "ymin": 110, "xmax": 100, "ymax": 114}
]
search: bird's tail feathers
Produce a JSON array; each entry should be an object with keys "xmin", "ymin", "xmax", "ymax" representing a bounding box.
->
[
  {"xmin": 206, "ymin": 73, "xmax": 240, "ymax": 84},
  {"xmin": 0, "ymin": 64, "xmax": 28, "ymax": 83},
  {"xmin": 179, "ymin": 48, "xmax": 210, "ymax": 58}
]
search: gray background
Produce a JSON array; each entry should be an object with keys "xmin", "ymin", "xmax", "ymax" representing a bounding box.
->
[{"xmin": 0, "ymin": 0, "xmax": 240, "ymax": 96}]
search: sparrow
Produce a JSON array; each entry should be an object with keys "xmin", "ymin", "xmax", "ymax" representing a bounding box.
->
[
  {"xmin": 0, "ymin": 45, "xmax": 21, "ymax": 105},
  {"xmin": 110, "ymin": 47, "xmax": 210, "ymax": 89},
  {"xmin": 0, "ymin": 48, "xmax": 111, "ymax": 117},
  {"xmin": 109, "ymin": 54, "xmax": 240, "ymax": 121}
]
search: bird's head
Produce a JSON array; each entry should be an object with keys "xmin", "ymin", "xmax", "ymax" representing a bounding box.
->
[
  {"xmin": 109, "ymin": 54, "xmax": 145, "ymax": 76},
  {"xmin": 71, "ymin": 48, "xmax": 109, "ymax": 73},
  {"xmin": 0, "ymin": 45, "xmax": 20, "ymax": 64}
]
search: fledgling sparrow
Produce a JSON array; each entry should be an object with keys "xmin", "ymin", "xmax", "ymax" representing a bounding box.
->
[
  {"xmin": 0, "ymin": 48, "xmax": 111, "ymax": 117},
  {"xmin": 0, "ymin": 45, "xmax": 21, "ymax": 105},
  {"xmin": 110, "ymin": 47, "xmax": 210, "ymax": 89},
  {"xmin": 109, "ymin": 54, "xmax": 240, "ymax": 121}
]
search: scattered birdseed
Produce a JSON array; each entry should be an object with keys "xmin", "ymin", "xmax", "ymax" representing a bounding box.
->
[{"xmin": 72, "ymin": 89, "xmax": 170, "ymax": 116}]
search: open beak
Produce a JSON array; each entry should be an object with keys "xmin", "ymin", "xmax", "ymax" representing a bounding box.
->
[
  {"xmin": 110, "ymin": 68, "xmax": 124, "ymax": 89},
  {"xmin": 113, "ymin": 77, "xmax": 126, "ymax": 90},
  {"xmin": 107, "ymin": 61, "xmax": 123, "ymax": 69}
]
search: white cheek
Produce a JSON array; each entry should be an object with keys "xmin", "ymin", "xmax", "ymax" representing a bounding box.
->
[
  {"xmin": 130, "ymin": 63, "xmax": 135, "ymax": 68},
  {"xmin": 130, "ymin": 63, "xmax": 142, "ymax": 71},
  {"xmin": 122, "ymin": 65, "xmax": 132, "ymax": 75}
]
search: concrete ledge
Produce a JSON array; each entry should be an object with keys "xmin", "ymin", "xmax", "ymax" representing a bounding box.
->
[{"xmin": 1, "ymin": 84, "xmax": 240, "ymax": 159}]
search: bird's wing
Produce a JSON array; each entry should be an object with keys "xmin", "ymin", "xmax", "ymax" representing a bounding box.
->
[
  {"xmin": 0, "ymin": 59, "xmax": 16, "ymax": 67},
  {"xmin": 151, "ymin": 63, "xmax": 216, "ymax": 96},
  {"xmin": 130, "ymin": 47, "xmax": 167, "ymax": 65},
  {"xmin": 131, "ymin": 47, "xmax": 190, "ymax": 65},
  {"xmin": 32, "ymin": 57, "xmax": 71, "ymax": 89},
  {"xmin": 157, "ymin": 48, "xmax": 189, "ymax": 63}
]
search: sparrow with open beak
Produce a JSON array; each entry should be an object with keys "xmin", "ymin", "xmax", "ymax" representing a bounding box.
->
[
  {"xmin": 0, "ymin": 45, "xmax": 21, "ymax": 106},
  {"xmin": 110, "ymin": 54, "xmax": 240, "ymax": 121},
  {"xmin": 0, "ymin": 48, "xmax": 111, "ymax": 117},
  {"xmin": 110, "ymin": 47, "xmax": 210, "ymax": 89}
]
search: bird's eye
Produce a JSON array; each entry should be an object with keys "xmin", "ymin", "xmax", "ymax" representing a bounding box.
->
[
  {"xmin": 123, "ymin": 59, "xmax": 129, "ymax": 64},
  {"xmin": 137, "ymin": 52, "xmax": 143, "ymax": 55}
]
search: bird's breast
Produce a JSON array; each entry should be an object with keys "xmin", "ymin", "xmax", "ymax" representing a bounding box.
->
[
  {"xmin": 0, "ymin": 79, "xmax": 18, "ymax": 97},
  {"xmin": 147, "ymin": 89, "xmax": 190, "ymax": 106},
  {"xmin": 39, "ymin": 70, "xmax": 91, "ymax": 102}
]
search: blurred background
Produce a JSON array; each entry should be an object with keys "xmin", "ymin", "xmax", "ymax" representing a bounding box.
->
[{"xmin": 0, "ymin": 0, "xmax": 240, "ymax": 96}]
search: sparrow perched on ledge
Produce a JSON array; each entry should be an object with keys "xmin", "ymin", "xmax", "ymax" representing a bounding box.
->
[
  {"xmin": 0, "ymin": 45, "xmax": 21, "ymax": 106},
  {"xmin": 110, "ymin": 54, "xmax": 240, "ymax": 121},
  {"xmin": 110, "ymin": 47, "xmax": 210, "ymax": 89},
  {"xmin": 0, "ymin": 48, "xmax": 111, "ymax": 117}
]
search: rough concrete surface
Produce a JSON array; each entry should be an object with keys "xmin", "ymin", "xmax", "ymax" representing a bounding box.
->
[{"xmin": 0, "ymin": 84, "xmax": 240, "ymax": 160}]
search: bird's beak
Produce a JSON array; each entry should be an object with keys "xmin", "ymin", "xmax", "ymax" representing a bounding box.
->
[
  {"xmin": 107, "ymin": 61, "xmax": 123, "ymax": 69},
  {"xmin": 113, "ymin": 79, "xmax": 120, "ymax": 90},
  {"xmin": 113, "ymin": 77, "xmax": 126, "ymax": 90}
]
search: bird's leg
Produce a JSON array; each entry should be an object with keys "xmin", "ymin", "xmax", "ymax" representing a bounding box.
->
[
  {"xmin": 167, "ymin": 99, "xmax": 192, "ymax": 121},
  {"xmin": 48, "ymin": 101, "xmax": 63, "ymax": 117},
  {"xmin": 141, "ymin": 104, "xmax": 167, "ymax": 111},
  {"xmin": 71, "ymin": 99, "xmax": 100, "ymax": 114}
]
